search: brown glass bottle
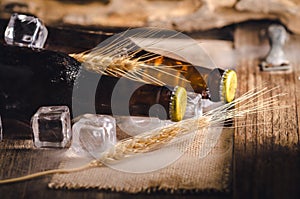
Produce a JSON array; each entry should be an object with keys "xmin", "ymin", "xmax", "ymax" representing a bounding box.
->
[
  {"xmin": 75, "ymin": 69, "xmax": 186, "ymax": 122},
  {"xmin": 143, "ymin": 56, "xmax": 237, "ymax": 103},
  {"xmin": 0, "ymin": 44, "xmax": 186, "ymax": 138}
]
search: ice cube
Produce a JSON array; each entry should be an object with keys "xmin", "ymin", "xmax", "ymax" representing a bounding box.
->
[
  {"xmin": 184, "ymin": 92, "xmax": 202, "ymax": 119},
  {"xmin": 71, "ymin": 114, "xmax": 116, "ymax": 158},
  {"xmin": 4, "ymin": 13, "xmax": 48, "ymax": 48},
  {"xmin": 31, "ymin": 106, "xmax": 71, "ymax": 148}
]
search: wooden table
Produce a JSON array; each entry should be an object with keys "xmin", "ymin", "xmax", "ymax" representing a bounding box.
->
[{"xmin": 0, "ymin": 20, "xmax": 299, "ymax": 199}]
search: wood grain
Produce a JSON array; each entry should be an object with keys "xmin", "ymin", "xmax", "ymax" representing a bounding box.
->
[{"xmin": 233, "ymin": 22, "xmax": 300, "ymax": 199}]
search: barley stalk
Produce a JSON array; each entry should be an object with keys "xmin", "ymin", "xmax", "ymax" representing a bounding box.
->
[
  {"xmin": 69, "ymin": 28, "xmax": 192, "ymax": 86},
  {"xmin": 95, "ymin": 85, "xmax": 288, "ymax": 165},
  {"xmin": 0, "ymin": 86, "xmax": 288, "ymax": 184}
]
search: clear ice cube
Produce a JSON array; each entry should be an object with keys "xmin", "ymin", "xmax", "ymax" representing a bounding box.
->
[
  {"xmin": 31, "ymin": 106, "xmax": 71, "ymax": 148},
  {"xmin": 184, "ymin": 92, "xmax": 202, "ymax": 119},
  {"xmin": 71, "ymin": 114, "xmax": 116, "ymax": 158},
  {"xmin": 4, "ymin": 13, "xmax": 48, "ymax": 48}
]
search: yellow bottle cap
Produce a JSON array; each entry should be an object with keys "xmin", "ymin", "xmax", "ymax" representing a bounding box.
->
[
  {"xmin": 221, "ymin": 70, "xmax": 237, "ymax": 103},
  {"xmin": 170, "ymin": 86, "xmax": 187, "ymax": 122}
]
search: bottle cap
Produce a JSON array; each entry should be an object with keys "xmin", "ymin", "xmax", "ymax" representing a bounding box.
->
[
  {"xmin": 170, "ymin": 86, "xmax": 187, "ymax": 122},
  {"xmin": 221, "ymin": 69, "xmax": 237, "ymax": 103}
]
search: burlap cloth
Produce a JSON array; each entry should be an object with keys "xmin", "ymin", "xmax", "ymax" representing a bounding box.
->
[{"xmin": 49, "ymin": 128, "xmax": 233, "ymax": 193}]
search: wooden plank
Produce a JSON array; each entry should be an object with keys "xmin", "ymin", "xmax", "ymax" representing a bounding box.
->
[{"xmin": 233, "ymin": 22, "xmax": 300, "ymax": 199}]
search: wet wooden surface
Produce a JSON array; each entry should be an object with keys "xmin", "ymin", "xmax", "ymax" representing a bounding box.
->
[{"xmin": 0, "ymin": 21, "xmax": 300, "ymax": 199}]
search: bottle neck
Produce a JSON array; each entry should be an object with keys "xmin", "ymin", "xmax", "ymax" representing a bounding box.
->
[
  {"xmin": 207, "ymin": 68, "xmax": 225, "ymax": 102},
  {"xmin": 138, "ymin": 54, "xmax": 228, "ymax": 101}
]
